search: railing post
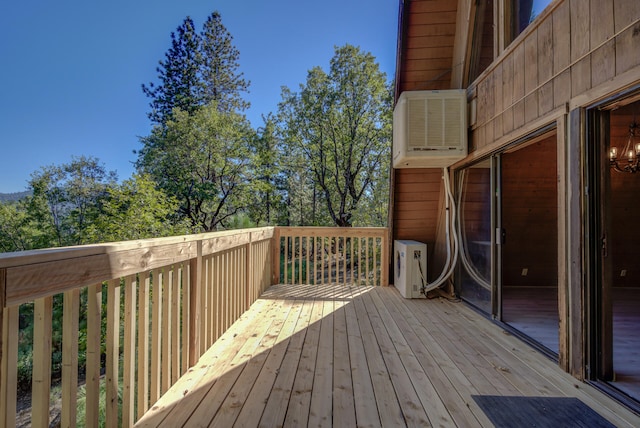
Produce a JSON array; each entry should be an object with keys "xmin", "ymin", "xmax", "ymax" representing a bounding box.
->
[
  {"xmin": 189, "ymin": 240, "xmax": 203, "ymax": 367},
  {"xmin": 245, "ymin": 233, "xmax": 253, "ymax": 309},
  {"xmin": 0, "ymin": 269, "xmax": 4, "ymax": 425},
  {"xmin": 381, "ymin": 228, "xmax": 389, "ymax": 287},
  {"xmin": 272, "ymin": 227, "xmax": 281, "ymax": 285},
  {"xmin": 0, "ymin": 267, "xmax": 11, "ymax": 428}
]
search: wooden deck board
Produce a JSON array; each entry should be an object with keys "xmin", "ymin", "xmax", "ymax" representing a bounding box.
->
[{"xmin": 134, "ymin": 284, "xmax": 640, "ymax": 428}]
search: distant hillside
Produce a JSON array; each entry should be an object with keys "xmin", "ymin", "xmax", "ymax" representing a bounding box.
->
[{"xmin": 0, "ymin": 191, "xmax": 31, "ymax": 203}]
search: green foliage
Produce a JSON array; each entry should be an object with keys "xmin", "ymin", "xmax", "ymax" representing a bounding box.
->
[
  {"xmin": 247, "ymin": 114, "xmax": 287, "ymax": 226},
  {"xmin": 142, "ymin": 17, "xmax": 202, "ymax": 125},
  {"xmin": 27, "ymin": 155, "xmax": 117, "ymax": 247},
  {"xmin": 277, "ymin": 44, "xmax": 392, "ymax": 227},
  {"xmin": 0, "ymin": 200, "xmax": 36, "ymax": 252},
  {"xmin": 87, "ymin": 174, "xmax": 189, "ymax": 242},
  {"xmin": 137, "ymin": 104, "xmax": 255, "ymax": 232},
  {"xmin": 200, "ymin": 11, "xmax": 250, "ymax": 113},
  {"xmin": 142, "ymin": 11, "xmax": 249, "ymax": 125}
]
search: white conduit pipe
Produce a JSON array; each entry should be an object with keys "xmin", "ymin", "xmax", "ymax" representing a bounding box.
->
[
  {"xmin": 419, "ymin": 167, "xmax": 459, "ymax": 294},
  {"xmin": 455, "ymin": 170, "xmax": 492, "ymax": 290},
  {"xmin": 419, "ymin": 167, "xmax": 491, "ymax": 295}
]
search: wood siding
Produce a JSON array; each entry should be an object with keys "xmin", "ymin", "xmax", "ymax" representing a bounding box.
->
[
  {"xmin": 392, "ymin": 0, "xmax": 460, "ymax": 266},
  {"xmin": 398, "ymin": 0, "xmax": 458, "ymax": 93},
  {"xmin": 392, "ymin": 169, "xmax": 442, "ymax": 278},
  {"xmin": 470, "ymin": 0, "xmax": 640, "ymax": 155}
]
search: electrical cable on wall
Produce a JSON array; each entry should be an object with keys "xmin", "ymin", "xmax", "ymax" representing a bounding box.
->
[
  {"xmin": 418, "ymin": 167, "xmax": 491, "ymax": 295},
  {"xmin": 420, "ymin": 167, "xmax": 459, "ymax": 294},
  {"xmin": 456, "ymin": 170, "xmax": 492, "ymax": 290}
]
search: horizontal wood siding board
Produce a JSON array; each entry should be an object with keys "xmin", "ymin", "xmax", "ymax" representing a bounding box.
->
[
  {"xmin": 407, "ymin": 23, "xmax": 456, "ymax": 38},
  {"xmin": 410, "ymin": 0, "xmax": 457, "ymax": 14}
]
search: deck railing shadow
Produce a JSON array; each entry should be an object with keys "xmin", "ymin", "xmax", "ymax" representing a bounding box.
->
[{"xmin": 134, "ymin": 284, "xmax": 377, "ymax": 427}]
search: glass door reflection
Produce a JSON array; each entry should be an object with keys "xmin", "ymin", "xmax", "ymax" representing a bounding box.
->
[{"xmin": 457, "ymin": 159, "xmax": 493, "ymax": 313}]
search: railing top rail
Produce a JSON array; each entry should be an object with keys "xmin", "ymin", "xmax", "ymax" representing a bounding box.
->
[
  {"xmin": 0, "ymin": 225, "xmax": 388, "ymax": 307},
  {"xmin": 277, "ymin": 226, "xmax": 388, "ymax": 238},
  {"xmin": 0, "ymin": 227, "xmax": 275, "ymax": 269},
  {"xmin": 0, "ymin": 227, "xmax": 275, "ymax": 307}
]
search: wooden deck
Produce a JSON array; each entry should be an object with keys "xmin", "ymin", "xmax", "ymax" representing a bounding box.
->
[{"xmin": 134, "ymin": 284, "xmax": 640, "ymax": 427}]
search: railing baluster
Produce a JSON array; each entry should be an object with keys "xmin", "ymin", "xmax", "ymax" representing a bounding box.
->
[
  {"xmin": 201, "ymin": 258, "xmax": 209, "ymax": 351},
  {"xmin": 374, "ymin": 238, "xmax": 379, "ymax": 287},
  {"xmin": 105, "ymin": 278, "xmax": 121, "ymax": 427},
  {"xmin": 150, "ymin": 269, "xmax": 161, "ymax": 404},
  {"xmin": 305, "ymin": 236, "xmax": 311, "ymax": 284},
  {"xmin": 188, "ymin": 239, "xmax": 202, "ymax": 367},
  {"xmin": 213, "ymin": 254, "xmax": 221, "ymax": 341},
  {"xmin": 1, "ymin": 305, "xmax": 19, "ymax": 428},
  {"xmin": 350, "ymin": 236, "xmax": 355, "ymax": 285},
  {"xmin": 366, "ymin": 238, "xmax": 371, "ymax": 285},
  {"xmin": 209, "ymin": 256, "xmax": 215, "ymax": 347},
  {"xmin": 342, "ymin": 236, "xmax": 347, "ymax": 285},
  {"xmin": 299, "ymin": 236, "xmax": 302, "ymax": 285},
  {"xmin": 138, "ymin": 271, "xmax": 150, "ymax": 416},
  {"xmin": 283, "ymin": 236, "xmax": 288, "ymax": 284},
  {"xmin": 62, "ymin": 289, "xmax": 80, "ymax": 428},
  {"xmin": 314, "ymin": 237, "xmax": 318, "ymax": 285},
  {"xmin": 85, "ymin": 283, "xmax": 102, "ymax": 428},
  {"xmin": 223, "ymin": 250, "xmax": 229, "ymax": 334},
  {"xmin": 320, "ymin": 236, "xmax": 323, "ymax": 285},
  {"xmin": 162, "ymin": 266, "xmax": 171, "ymax": 394},
  {"xmin": 171, "ymin": 266, "xmax": 180, "ymax": 385},
  {"xmin": 123, "ymin": 275, "xmax": 137, "ymax": 427},
  {"xmin": 32, "ymin": 296, "xmax": 53, "ymax": 428},
  {"xmin": 181, "ymin": 262, "xmax": 190, "ymax": 375}
]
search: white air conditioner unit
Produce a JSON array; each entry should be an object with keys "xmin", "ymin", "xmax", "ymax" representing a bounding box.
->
[
  {"xmin": 394, "ymin": 240, "xmax": 427, "ymax": 298},
  {"xmin": 393, "ymin": 90, "xmax": 468, "ymax": 168}
]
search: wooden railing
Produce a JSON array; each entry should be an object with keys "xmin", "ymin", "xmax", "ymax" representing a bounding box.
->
[
  {"xmin": 274, "ymin": 227, "xmax": 388, "ymax": 287},
  {"xmin": 0, "ymin": 226, "xmax": 388, "ymax": 427}
]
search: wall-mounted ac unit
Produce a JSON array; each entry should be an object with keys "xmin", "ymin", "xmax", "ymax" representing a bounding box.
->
[
  {"xmin": 394, "ymin": 240, "xmax": 427, "ymax": 299},
  {"xmin": 393, "ymin": 90, "xmax": 468, "ymax": 168}
]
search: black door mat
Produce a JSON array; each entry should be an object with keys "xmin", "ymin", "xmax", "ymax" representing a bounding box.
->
[{"xmin": 471, "ymin": 395, "xmax": 616, "ymax": 428}]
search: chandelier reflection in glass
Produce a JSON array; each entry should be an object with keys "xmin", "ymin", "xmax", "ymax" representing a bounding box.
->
[{"xmin": 609, "ymin": 121, "xmax": 640, "ymax": 173}]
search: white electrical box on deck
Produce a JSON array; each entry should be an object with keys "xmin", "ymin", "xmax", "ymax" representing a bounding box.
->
[{"xmin": 394, "ymin": 240, "xmax": 427, "ymax": 298}]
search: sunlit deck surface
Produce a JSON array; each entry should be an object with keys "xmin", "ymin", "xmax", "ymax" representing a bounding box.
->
[{"xmin": 135, "ymin": 284, "xmax": 640, "ymax": 427}]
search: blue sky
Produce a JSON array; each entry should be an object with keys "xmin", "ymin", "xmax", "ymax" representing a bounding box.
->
[{"xmin": 0, "ymin": 0, "xmax": 398, "ymax": 193}]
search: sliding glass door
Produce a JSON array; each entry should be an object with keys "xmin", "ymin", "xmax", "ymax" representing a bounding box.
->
[
  {"xmin": 456, "ymin": 132, "xmax": 560, "ymax": 357},
  {"xmin": 456, "ymin": 158, "xmax": 494, "ymax": 313}
]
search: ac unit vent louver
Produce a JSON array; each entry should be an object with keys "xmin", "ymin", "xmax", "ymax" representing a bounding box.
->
[{"xmin": 393, "ymin": 90, "xmax": 468, "ymax": 168}]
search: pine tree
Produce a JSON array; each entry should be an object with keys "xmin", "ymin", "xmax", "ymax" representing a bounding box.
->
[
  {"xmin": 142, "ymin": 11, "xmax": 249, "ymax": 125},
  {"xmin": 142, "ymin": 17, "xmax": 202, "ymax": 125},
  {"xmin": 200, "ymin": 11, "xmax": 250, "ymax": 113}
]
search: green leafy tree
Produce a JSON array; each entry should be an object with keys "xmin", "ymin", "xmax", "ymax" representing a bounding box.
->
[
  {"xmin": 136, "ymin": 104, "xmax": 255, "ymax": 232},
  {"xmin": 87, "ymin": 174, "xmax": 188, "ymax": 242},
  {"xmin": 278, "ymin": 44, "xmax": 392, "ymax": 227},
  {"xmin": 27, "ymin": 156, "xmax": 117, "ymax": 247},
  {"xmin": 142, "ymin": 11, "xmax": 249, "ymax": 125},
  {"xmin": 247, "ymin": 114, "xmax": 286, "ymax": 225},
  {"xmin": 0, "ymin": 201, "xmax": 34, "ymax": 252}
]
